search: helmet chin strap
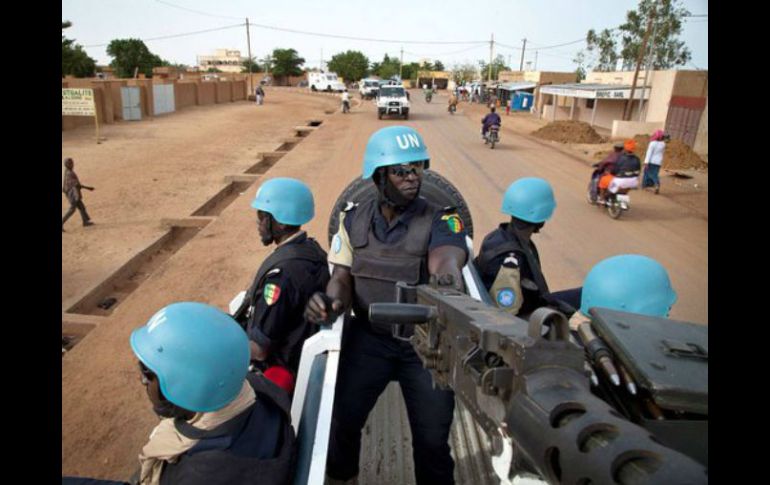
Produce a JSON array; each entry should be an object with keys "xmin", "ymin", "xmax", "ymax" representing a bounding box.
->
[{"xmin": 262, "ymin": 214, "xmax": 296, "ymax": 246}]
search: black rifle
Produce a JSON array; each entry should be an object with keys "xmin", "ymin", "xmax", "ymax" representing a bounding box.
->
[{"xmin": 369, "ymin": 281, "xmax": 707, "ymax": 485}]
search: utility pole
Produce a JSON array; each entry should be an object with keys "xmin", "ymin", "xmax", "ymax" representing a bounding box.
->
[
  {"xmin": 320, "ymin": 48, "xmax": 323, "ymax": 71},
  {"xmin": 534, "ymin": 50, "xmax": 538, "ymax": 71},
  {"xmin": 400, "ymin": 47, "xmax": 404, "ymax": 80},
  {"xmin": 488, "ymin": 33, "xmax": 494, "ymax": 82},
  {"xmin": 519, "ymin": 38, "xmax": 527, "ymax": 71},
  {"xmin": 638, "ymin": 0, "xmax": 658, "ymax": 121},
  {"xmin": 624, "ymin": 5, "xmax": 655, "ymax": 121},
  {"xmin": 245, "ymin": 18, "xmax": 253, "ymax": 96}
]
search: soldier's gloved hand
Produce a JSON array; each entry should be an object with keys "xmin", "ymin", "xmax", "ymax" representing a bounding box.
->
[{"xmin": 305, "ymin": 292, "xmax": 343, "ymax": 325}]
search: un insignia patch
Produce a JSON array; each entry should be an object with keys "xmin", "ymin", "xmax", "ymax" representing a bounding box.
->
[
  {"xmin": 496, "ymin": 288, "xmax": 515, "ymax": 307},
  {"xmin": 332, "ymin": 234, "xmax": 342, "ymax": 254}
]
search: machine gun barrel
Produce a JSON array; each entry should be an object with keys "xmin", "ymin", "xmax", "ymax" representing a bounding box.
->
[{"xmin": 369, "ymin": 283, "xmax": 708, "ymax": 484}]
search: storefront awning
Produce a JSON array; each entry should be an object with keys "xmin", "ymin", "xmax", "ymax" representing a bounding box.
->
[
  {"xmin": 540, "ymin": 83, "xmax": 651, "ymax": 100},
  {"xmin": 498, "ymin": 82, "xmax": 537, "ymax": 92}
]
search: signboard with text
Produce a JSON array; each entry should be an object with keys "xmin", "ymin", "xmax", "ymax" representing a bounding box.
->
[{"xmin": 62, "ymin": 88, "xmax": 96, "ymax": 116}]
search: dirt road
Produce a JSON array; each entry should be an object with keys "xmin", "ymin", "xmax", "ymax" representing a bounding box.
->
[{"xmin": 62, "ymin": 89, "xmax": 707, "ymax": 480}]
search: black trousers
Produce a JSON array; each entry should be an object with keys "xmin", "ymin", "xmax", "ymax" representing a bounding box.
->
[
  {"xmin": 326, "ymin": 323, "xmax": 456, "ymax": 484},
  {"xmin": 62, "ymin": 199, "xmax": 91, "ymax": 226}
]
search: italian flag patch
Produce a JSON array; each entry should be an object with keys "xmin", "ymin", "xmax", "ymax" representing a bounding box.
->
[
  {"xmin": 442, "ymin": 214, "xmax": 464, "ymax": 233},
  {"xmin": 263, "ymin": 283, "xmax": 281, "ymax": 306}
]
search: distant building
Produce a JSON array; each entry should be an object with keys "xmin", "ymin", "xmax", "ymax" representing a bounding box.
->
[
  {"xmin": 539, "ymin": 69, "xmax": 708, "ymax": 155},
  {"xmin": 197, "ymin": 49, "xmax": 246, "ymax": 73}
]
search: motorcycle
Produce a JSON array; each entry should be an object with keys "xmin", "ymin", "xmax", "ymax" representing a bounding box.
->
[
  {"xmin": 425, "ymin": 92, "xmax": 433, "ymax": 103},
  {"xmin": 448, "ymin": 103, "xmax": 456, "ymax": 115},
  {"xmin": 342, "ymin": 99, "xmax": 350, "ymax": 114},
  {"xmin": 602, "ymin": 189, "xmax": 633, "ymax": 219},
  {"xmin": 484, "ymin": 124, "xmax": 500, "ymax": 149}
]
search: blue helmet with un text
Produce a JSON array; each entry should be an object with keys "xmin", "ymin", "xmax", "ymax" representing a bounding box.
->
[{"xmin": 362, "ymin": 126, "xmax": 431, "ymax": 179}]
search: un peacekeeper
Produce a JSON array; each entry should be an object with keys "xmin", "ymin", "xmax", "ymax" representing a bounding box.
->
[
  {"xmin": 134, "ymin": 302, "xmax": 294, "ymax": 485},
  {"xmin": 305, "ymin": 125, "xmax": 468, "ymax": 485},
  {"xmin": 234, "ymin": 177, "xmax": 330, "ymax": 393},
  {"xmin": 475, "ymin": 177, "xmax": 582, "ymax": 317},
  {"xmin": 569, "ymin": 254, "xmax": 678, "ymax": 330}
]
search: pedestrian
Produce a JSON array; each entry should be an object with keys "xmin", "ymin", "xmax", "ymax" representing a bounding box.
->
[
  {"xmin": 62, "ymin": 303, "xmax": 297, "ymax": 485},
  {"xmin": 62, "ymin": 157, "xmax": 94, "ymax": 232},
  {"xmin": 255, "ymin": 85, "xmax": 265, "ymax": 105},
  {"xmin": 233, "ymin": 178, "xmax": 330, "ymax": 394},
  {"xmin": 305, "ymin": 125, "xmax": 468, "ymax": 485},
  {"xmin": 642, "ymin": 129, "xmax": 666, "ymax": 194},
  {"xmin": 475, "ymin": 177, "xmax": 582, "ymax": 318},
  {"xmin": 506, "ymin": 95, "xmax": 512, "ymax": 115}
]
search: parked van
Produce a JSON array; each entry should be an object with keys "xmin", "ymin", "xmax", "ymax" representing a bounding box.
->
[{"xmin": 309, "ymin": 72, "xmax": 346, "ymax": 92}]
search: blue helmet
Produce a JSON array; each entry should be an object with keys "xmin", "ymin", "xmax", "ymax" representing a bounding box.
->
[
  {"xmin": 580, "ymin": 255, "xmax": 678, "ymax": 317},
  {"xmin": 362, "ymin": 126, "xmax": 431, "ymax": 179},
  {"xmin": 501, "ymin": 177, "xmax": 556, "ymax": 223},
  {"xmin": 130, "ymin": 302, "xmax": 250, "ymax": 413},
  {"xmin": 251, "ymin": 177, "xmax": 314, "ymax": 225}
]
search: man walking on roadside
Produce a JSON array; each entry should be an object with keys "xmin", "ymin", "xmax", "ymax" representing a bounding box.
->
[{"xmin": 62, "ymin": 157, "xmax": 94, "ymax": 232}]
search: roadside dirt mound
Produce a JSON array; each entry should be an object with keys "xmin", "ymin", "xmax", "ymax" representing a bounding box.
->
[
  {"xmin": 531, "ymin": 120, "xmax": 606, "ymax": 144},
  {"xmin": 594, "ymin": 135, "xmax": 708, "ymax": 171}
]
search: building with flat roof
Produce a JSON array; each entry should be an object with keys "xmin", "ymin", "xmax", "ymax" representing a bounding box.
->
[{"xmin": 197, "ymin": 49, "xmax": 246, "ymax": 74}]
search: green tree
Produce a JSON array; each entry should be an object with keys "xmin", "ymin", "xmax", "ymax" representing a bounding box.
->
[
  {"xmin": 478, "ymin": 55, "xmax": 509, "ymax": 81},
  {"xmin": 433, "ymin": 60, "xmax": 445, "ymax": 72},
  {"xmin": 618, "ymin": 0, "xmax": 691, "ymax": 69},
  {"xmin": 106, "ymin": 38, "xmax": 166, "ymax": 78},
  {"xmin": 62, "ymin": 21, "xmax": 96, "ymax": 78},
  {"xmin": 451, "ymin": 63, "xmax": 478, "ymax": 83},
  {"xmin": 371, "ymin": 54, "xmax": 401, "ymax": 80},
  {"xmin": 401, "ymin": 62, "xmax": 421, "ymax": 82},
  {"xmin": 583, "ymin": 0, "xmax": 691, "ymax": 72},
  {"xmin": 206, "ymin": 67, "xmax": 222, "ymax": 73},
  {"xmin": 271, "ymin": 48, "xmax": 305, "ymax": 83},
  {"xmin": 573, "ymin": 51, "xmax": 588, "ymax": 81},
  {"xmin": 241, "ymin": 56, "xmax": 261, "ymax": 73},
  {"xmin": 328, "ymin": 50, "xmax": 370, "ymax": 82}
]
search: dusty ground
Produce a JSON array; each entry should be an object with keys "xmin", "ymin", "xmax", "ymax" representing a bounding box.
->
[{"xmin": 62, "ymin": 88, "xmax": 708, "ymax": 481}]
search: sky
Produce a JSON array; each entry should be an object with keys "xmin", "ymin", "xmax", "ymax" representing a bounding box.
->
[{"xmin": 62, "ymin": 0, "xmax": 708, "ymax": 73}]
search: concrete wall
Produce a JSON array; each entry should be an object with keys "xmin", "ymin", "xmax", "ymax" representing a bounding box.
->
[
  {"xmin": 644, "ymin": 71, "xmax": 677, "ymax": 122},
  {"xmin": 232, "ymin": 80, "xmax": 246, "ymax": 100},
  {"xmin": 612, "ymin": 120, "xmax": 665, "ymax": 139},
  {"xmin": 215, "ymin": 81, "xmax": 232, "ymax": 103},
  {"xmin": 174, "ymin": 82, "xmax": 197, "ymax": 110},
  {"xmin": 693, "ymin": 99, "xmax": 708, "ymax": 159},
  {"xmin": 197, "ymin": 82, "xmax": 216, "ymax": 105}
]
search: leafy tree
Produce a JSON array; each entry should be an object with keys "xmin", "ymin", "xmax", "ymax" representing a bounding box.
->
[
  {"xmin": 401, "ymin": 62, "xmax": 421, "ymax": 82},
  {"xmin": 451, "ymin": 63, "xmax": 478, "ymax": 83},
  {"xmin": 478, "ymin": 55, "xmax": 509, "ymax": 81},
  {"xmin": 618, "ymin": 0, "xmax": 691, "ymax": 69},
  {"xmin": 581, "ymin": 0, "xmax": 691, "ymax": 72},
  {"xmin": 371, "ymin": 54, "xmax": 401, "ymax": 80},
  {"xmin": 270, "ymin": 48, "xmax": 305, "ymax": 83},
  {"xmin": 241, "ymin": 56, "xmax": 261, "ymax": 73},
  {"xmin": 206, "ymin": 67, "xmax": 222, "ymax": 73},
  {"xmin": 573, "ymin": 51, "xmax": 587, "ymax": 81},
  {"xmin": 328, "ymin": 50, "xmax": 370, "ymax": 82},
  {"xmin": 106, "ymin": 38, "xmax": 166, "ymax": 78},
  {"xmin": 62, "ymin": 21, "xmax": 96, "ymax": 78},
  {"xmin": 433, "ymin": 60, "xmax": 445, "ymax": 72}
]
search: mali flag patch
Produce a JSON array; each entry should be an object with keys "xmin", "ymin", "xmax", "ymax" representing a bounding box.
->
[
  {"xmin": 442, "ymin": 214, "xmax": 464, "ymax": 234},
  {"xmin": 263, "ymin": 283, "xmax": 281, "ymax": 306}
]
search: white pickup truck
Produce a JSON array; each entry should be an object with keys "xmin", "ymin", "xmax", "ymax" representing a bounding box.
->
[{"xmin": 376, "ymin": 85, "xmax": 410, "ymax": 120}]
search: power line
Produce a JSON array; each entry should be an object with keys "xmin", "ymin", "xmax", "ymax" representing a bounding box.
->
[
  {"xmin": 246, "ymin": 21, "xmax": 487, "ymax": 45},
  {"xmin": 83, "ymin": 23, "xmax": 244, "ymax": 48},
  {"xmin": 154, "ymin": 0, "xmax": 242, "ymax": 20},
  {"xmin": 403, "ymin": 44, "xmax": 487, "ymax": 58}
]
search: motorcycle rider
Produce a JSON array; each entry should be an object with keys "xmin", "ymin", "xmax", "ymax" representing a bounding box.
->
[
  {"xmin": 481, "ymin": 105, "xmax": 501, "ymax": 140},
  {"xmin": 423, "ymin": 84, "xmax": 432, "ymax": 102},
  {"xmin": 598, "ymin": 139, "xmax": 641, "ymax": 203},
  {"xmin": 448, "ymin": 92, "xmax": 458, "ymax": 113},
  {"xmin": 341, "ymin": 89, "xmax": 351, "ymax": 113},
  {"xmin": 591, "ymin": 143, "xmax": 624, "ymax": 202}
]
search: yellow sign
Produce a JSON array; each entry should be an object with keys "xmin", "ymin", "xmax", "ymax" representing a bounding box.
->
[{"xmin": 62, "ymin": 88, "xmax": 96, "ymax": 116}]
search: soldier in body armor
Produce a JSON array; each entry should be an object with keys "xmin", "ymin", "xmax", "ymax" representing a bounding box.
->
[
  {"xmin": 475, "ymin": 177, "xmax": 582, "ymax": 318},
  {"xmin": 233, "ymin": 178, "xmax": 330, "ymax": 394},
  {"xmin": 305, "ymin": 126, "xmax": 468, "ymax": 485}
]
